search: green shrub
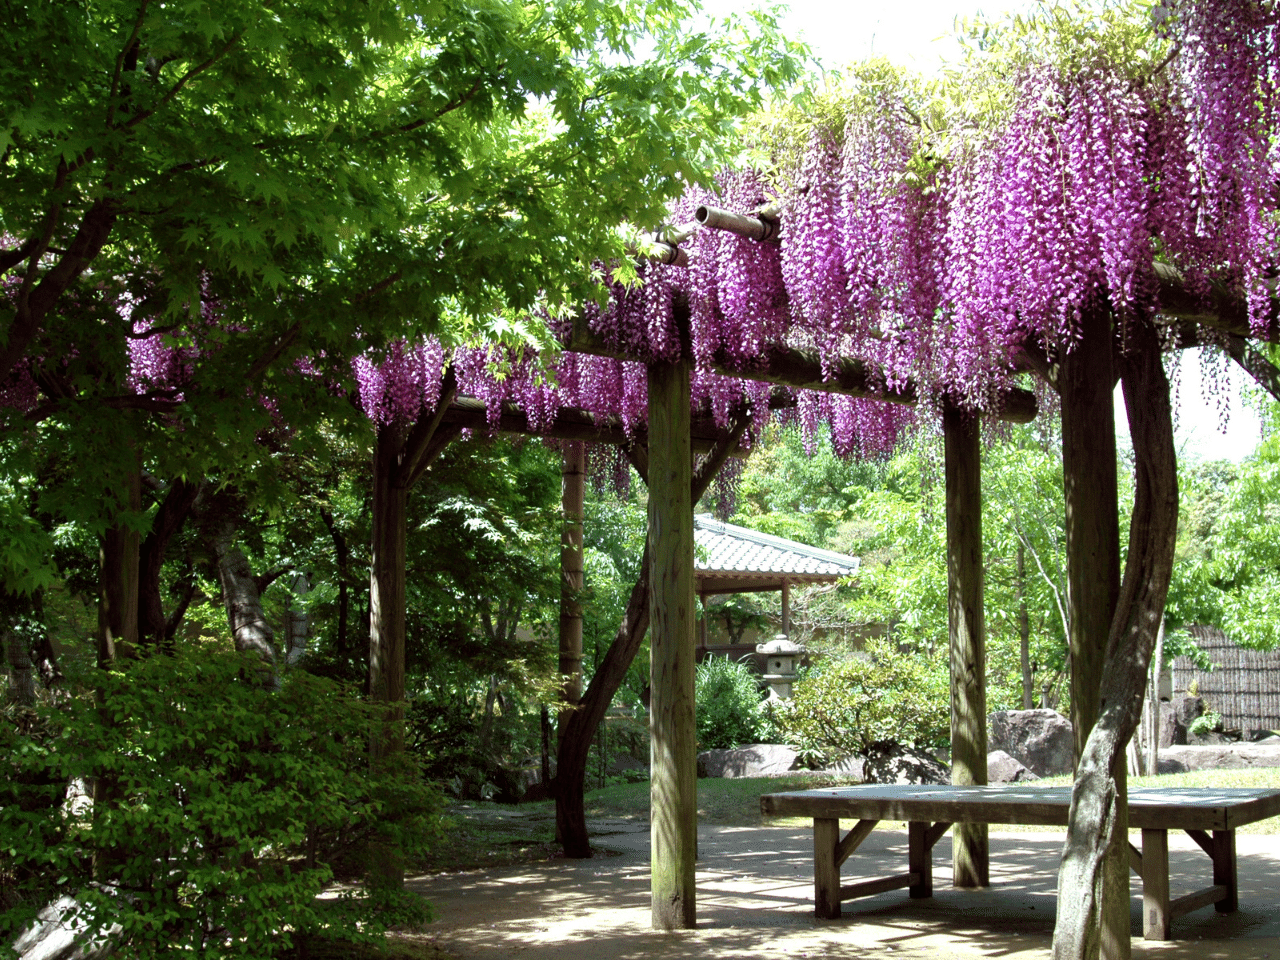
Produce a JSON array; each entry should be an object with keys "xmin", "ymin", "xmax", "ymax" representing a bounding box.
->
[
  {"xmin": 775, "ymin": 640, "xmax": 949, "ymax": 766},
  {"xmin": 695, "ymin": 656, "xmax": 768, "ymax": 749},
  {"xmin": 0, "ymin": 645, "xmax": 443, "ymax": 959}
]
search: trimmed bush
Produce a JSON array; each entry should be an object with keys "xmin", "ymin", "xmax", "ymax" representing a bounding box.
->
[
  {"xmin": 775, "ymin": 640, "xmax": 949, "ymax": 766},
  {"xmin": 695, "ymin": 656, "xmax": 768, "ymax": 749}
]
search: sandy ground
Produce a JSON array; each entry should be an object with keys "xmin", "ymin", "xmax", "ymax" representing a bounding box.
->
[{"xmin": 408, "ymin": 816, "xmax": 1280, "ymax": 960}]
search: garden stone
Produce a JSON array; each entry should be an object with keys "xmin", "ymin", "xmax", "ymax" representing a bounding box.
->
[
  {"xmin": 861, "ymin": 744, "xmax": 949, "ymax": 785},
  {"xmin": 987, "ymin": 749, "xmax": 1039, "ymax": 783},
  {"xmin": 697, "ymin": 744, "xmax": 798, "ymax": 778},
  {"xmin": 1156, "ymin": 701, "xmax": 1177, "ymax": 748},
  {"xmin": 817, "ymin": 755, "xmax": 866, "ymax": 779},
  {"xmin": 1171, "ymin": 695, "xmax": 1205, "ymax": 745},
  {"xmin": 1158, "ymin": 741, "xmax": 1280, "ymax": 772},
  {"xmin": 988, "ymin": 708, "xmax": 1074, "ymax": 778},
  {"xmin": 12, "ymin": 894, "xmax": 120, "ymax": 960}
]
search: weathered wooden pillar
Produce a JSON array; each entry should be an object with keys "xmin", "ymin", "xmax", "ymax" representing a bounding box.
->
[
  {"xmin": 943, "ymin": 405, "xmax": 989, "ymax": 888},
  {"xmin": 648, "ymin": 356, "xmax": 697, "ymax": 930},
  {"xmin": 558, "ymin": 441, "xmax": 586, "ymax": 750},
  {"xmin": 369, "ymin": 422, "xmax": 409, "ymax": 885},
  {"xmin": 780, "ymin": 579, "xmax": 791, "ymax": 637},
  {"xmin": 1058, "ymin": 306, "xmax": 1127, "ymax": 960}
]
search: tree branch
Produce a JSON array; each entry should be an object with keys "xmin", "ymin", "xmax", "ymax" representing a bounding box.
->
[
  {"xmin": 123, "ymin": 31, "xmax": 244, "ymax": 130},
  {"xmin": 106, "ymin": 1, "xmax": 151, "ymax": 129}
]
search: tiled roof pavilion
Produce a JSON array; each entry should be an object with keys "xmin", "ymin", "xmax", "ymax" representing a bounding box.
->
[{"xmin": 693, "ymin": 514, "xmax": 859, "ymax": 596}]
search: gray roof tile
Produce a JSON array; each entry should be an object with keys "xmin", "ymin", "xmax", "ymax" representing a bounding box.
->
[{"xmin": 693, "ymin": 515, "xmax": 859, "ymax": 579}]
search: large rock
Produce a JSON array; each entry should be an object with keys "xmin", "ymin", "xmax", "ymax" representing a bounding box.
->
[
  {"xmin": 988, "ymin": 709, "xmax": 1074, "ymax": 778},
  {"xmin": 12, "ymin": 894, "xmax": 119, "ymax": 960},
  {"xmin": 987, "ymin": 749, "xmax": 1039, "ymax": 784},
  {"xmin": 697, "ymin": 743, "xmax": 798, "ymax": 778},
  {"xmin": 816, "ymin": 755, "xmax": 867, "ymax": 779},
  {"xmin": 862, "ymin": 744, "xmax": 950, "ymax": 785},
  {"xmin": 1171, "ymin": 695, "xmax": 1205, "ymax": 745},
  {"xmin": 1157, "ymin": 742, "xmax": 1280, "ymax": 773},
  {"xmin": 1156, "ymin": 701, "xmax": 1178, "ymax": 749}
]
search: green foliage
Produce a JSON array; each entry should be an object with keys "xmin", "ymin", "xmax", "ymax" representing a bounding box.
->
[
  {"xmin": 1188, "ymin": 710, "xmax": 1223, "ymax": 738},
  {"xmin": 0, "ymin": 645, "xmax": 444, "ymax": 959},
  {"xmin": 1166, "ymin": 437, "xmax": 1280, "ymax": 649},
  {"xmin": 694, "ymin": 655, "xmax": 768, "ymax": 750},
  {"xmin": 775, "ymin": 641, "xmax": 950, "ymax": 764}
]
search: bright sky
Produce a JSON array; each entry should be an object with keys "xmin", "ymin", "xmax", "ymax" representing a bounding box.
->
[{"xmin": 695, "ymin": 0, "xmax": 1265, "ymax": 463}]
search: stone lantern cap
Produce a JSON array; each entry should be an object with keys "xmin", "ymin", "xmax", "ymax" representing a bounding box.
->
[{"xmin": 756, "ymin": 635, "xmax": 804, "ymax": 656}]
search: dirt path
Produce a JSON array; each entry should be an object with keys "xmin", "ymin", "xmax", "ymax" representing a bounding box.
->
[{"xmin": 405, "ymin": 820, "xmax": 1280, "ymax": 960}]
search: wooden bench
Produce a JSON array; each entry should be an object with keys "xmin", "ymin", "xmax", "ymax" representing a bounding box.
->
[{"xmin": 759, "ymin": 784, "xmax": 1280, "ymax": 940}]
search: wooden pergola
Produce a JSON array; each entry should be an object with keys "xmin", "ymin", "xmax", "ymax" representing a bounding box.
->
[{"xmin": 554, "ymin": 208, "xmax": 1280, "ymax": 943}]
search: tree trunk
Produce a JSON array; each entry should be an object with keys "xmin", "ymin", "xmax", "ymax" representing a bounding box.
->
[
  {"xmin": 1018, "ymin": 543, "xmax": 1034, "ymax": 709},
  {"xmin": 320, "ymin": 508, "xmax": 352, "ymax": 666},
  {"xmin": 944, "ymin": 406, "xmax": 988, "ymax": 888},
  {"xmin": 555, "ymin": 551, "xmax": 651, "ymax": 858},
  {"xmin": 138, "ymin": 478, "xmax": 200, "ymax": 648},
  {"xmin": 29, "ymin": 632, "xmax": 64, "ymax": 690},
  {"xmin": 4, "ymin": 628, "xmax": 35, "ymax": 705},
  {"xmin": 1147, "ymin": 620, "xmax": 1165, "ymax": 776},
  {"xmin": 552, "ymin": 404, "xmax": 749, "ymax": 861},
  {"xmin": 368, "ymin": 422, "xmax": 409, "ymax": 886},
  {"xmin": 1058, "ymin": 304, "xmax": 1128, "ymax": 959},
  {"xmin": 1053, "ymin": 317, "xmax": 1179, "ymax": 960},
  {"xmin": 95, "ymin": 464, "xmax": 142, "ymax": 883},
  {"xmin": 211, "ymin": 517, "xmax": 279, "ymax": 674},
  {"xmin": 98, "ymin": 468, "xmax": 143, "ymax": 667}
]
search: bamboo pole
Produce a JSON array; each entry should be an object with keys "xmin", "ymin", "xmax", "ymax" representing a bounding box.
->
[
  {"xmin": 944, "ymin": 405, "xmax": 989, "ymax": 888},
  {"xmin": 647, "ymin": 355, "xmax": 697, "ymax": 931}
]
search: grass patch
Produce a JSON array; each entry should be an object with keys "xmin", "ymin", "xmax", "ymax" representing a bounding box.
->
[{"xmin": 583, "ymin": 773, "xmax": 866, "ymax": 825}]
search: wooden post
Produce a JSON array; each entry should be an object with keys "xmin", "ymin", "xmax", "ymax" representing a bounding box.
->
[
  {"xmin": 1058, "ymin": 305, "xmax": 1127, "ymax": 959},
  {"xmin": 369, "ymin": 423, "xmax": 408, "ymax": 886},
  {"xmin": 781, "ymin": 579, "xmax": 791, "ymax": 637},
  {"xmin": 648, "ymin": 356, "xmax": 697, "ymax": 930},
  {"xmin": 814, "ymin": 818, "xmax": 841, "ymax": 919},
  {"xmin": 1212, "ymin": 830, "xmax": 1237, "ymax": 913},
  {"xmin": 943, "ymin": 405, "xmax": 989, "ymax": 889},
  {"xmin": 1141, "ymin": 828, "xmax": 1170, "ymax": 940},
  {"xmin": 559, "ymin": 442, "xmax": 586, "ymax": 747},
  {"xmin": 908, "ymin": 820, "xmax": 934, "ymax": 899}
]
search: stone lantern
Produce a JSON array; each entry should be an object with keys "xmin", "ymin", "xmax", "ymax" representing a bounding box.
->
[{"xmin": 757, "ymin": 634, "xmax": 804, "ymax": 700}]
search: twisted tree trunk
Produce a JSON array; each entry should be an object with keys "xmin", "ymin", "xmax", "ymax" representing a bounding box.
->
[{"xmin": 1052, "ymin": 317, "xmax": 1179, "ymax": 960}]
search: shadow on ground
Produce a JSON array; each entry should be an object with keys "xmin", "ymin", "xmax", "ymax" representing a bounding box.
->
[{"xmin": 407, "ymin": 821, "xmax": 1280, "ymax": 960}]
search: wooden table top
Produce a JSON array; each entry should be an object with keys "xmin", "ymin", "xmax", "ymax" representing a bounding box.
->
[{"xmin": 759, "ymin": 784, "xmax": 1280, "ymax": 832}]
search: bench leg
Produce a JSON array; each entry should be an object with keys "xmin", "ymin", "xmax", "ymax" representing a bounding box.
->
[
  {"xmin": 908, "ymin": 820, "xmax": 932, "ymax": 899},
  {"xmin": 1142, "ymin": 828, "xmax": 1171, "ymax": 940},
  {"xmin": 1212, "ymin": 830, "xmax": 1237, "ymax": 913},
  {"xmin": 814, "ymin": 818, "xmax": 841, "ymax": 919}
]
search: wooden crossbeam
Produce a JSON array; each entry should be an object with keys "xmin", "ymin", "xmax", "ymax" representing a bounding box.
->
[
  {"xmin": 567, "ymin": 319, "xmax": 1038, "ymax": 424},
  {"xmin": 1185, "ymin": 829, "xmax": 1215, "ymax": 858},
  {"xmin": 438, "ymin": 396, "xmax": 753, "ymax": 457},
  {"xmin": 840, "ymin": 872, "xmax": 920, "ymax": 901},
  {"xmin": 836, "ymin": 819, "xmax": 879, "ymax": 867},
  {"xmin": 1170, "ymin": 884, "xmax": 1230, "ymax": 919}
]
